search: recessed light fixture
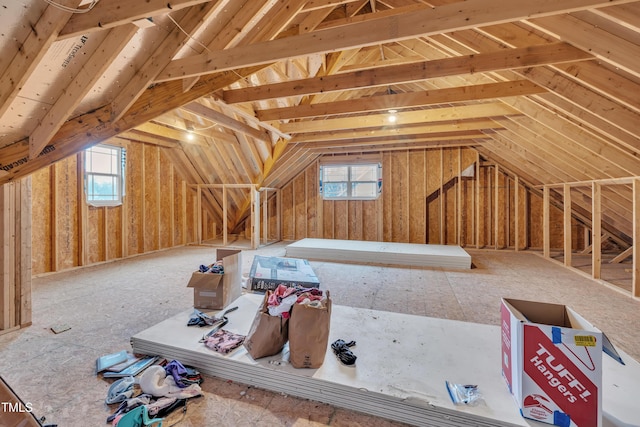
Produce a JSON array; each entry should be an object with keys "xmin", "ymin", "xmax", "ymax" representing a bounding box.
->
[{"xmin": 388, "ymin": 109, "xmax": 397, "ymax": 123}]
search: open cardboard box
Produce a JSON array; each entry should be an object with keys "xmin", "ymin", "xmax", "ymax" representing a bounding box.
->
[
  {"xmin": 187, "ymin": 249, "xmax": 242, "ymax": 310},
  {"xmin": 501, "ymin": 298, "xmax": 603, "ymax": 427}
]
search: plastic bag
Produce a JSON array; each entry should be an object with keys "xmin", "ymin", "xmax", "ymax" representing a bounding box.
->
[{"xmin": 445, "ymin": 380, "xmax": 481, "ymax": 405}]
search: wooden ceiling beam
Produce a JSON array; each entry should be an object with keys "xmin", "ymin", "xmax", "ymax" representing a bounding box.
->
[
  {"xmin": 58, "ymin": 0, "xmax": 214, "ymax": 40},
  {"xmin": 297, "ymin": 132, "xmax": 488, "ymax": 148},
  {"xmin": 258, "ymin": 80, "xmax": 544, "ymax": 120},
  {"xmin": 182, "ymin": 102, "xmax": 271, "ymax": 142},
  {"xmin": 0, "ymin": 66, "xmax": 266, "ymax": 186},
  {"xmin": 224, "ymin": 42, "xmax": 590, "ymax": 104},
  {"xmin": 291, "ymin": 119, "xmax": 502, "ymax": 143},
  {"xmin": 110, "ymin": 3, "xmax": 220, "ymax": 122},
  {"xmin": 278, "ymin": 102, "xmax": 518, "ymax": 133},
  {"xmin": 156, "ymin": 0, "xmax": 625, "ymax": 82},
  {"xmin": 526, "ymin": 13, "xmax": 640, "ymax": 79},
  {"xmin": 300, "ymin": 139, "xmax": 482, "ymax": 154}
]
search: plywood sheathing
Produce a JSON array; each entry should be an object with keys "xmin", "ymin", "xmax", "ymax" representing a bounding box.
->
[{"xmin": 29, "ymin": 141, "xmax": 197, "ymax": 276}]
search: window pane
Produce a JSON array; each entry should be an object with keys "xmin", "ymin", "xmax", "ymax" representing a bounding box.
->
[
  {"xmin": 88, "ymin": 149, "xmax": 116, "ymax": 174},
  {"xmin": 351, "ymin": 182, "xmax": 377, "ymax": 198},
  {"xmin": 324, "ymin": 166, "xmax": 348, "ymax": 182},
  {"xmin": 88, "ymin": 174, "xmax": 118, "ymax": 200},
  {"xmin": 324, "ymin": 182, "xmax": 348, "ymax": 198},
  {"xmin": 351, "ymin": 165, "xmax": 377, "ymax": 181}
]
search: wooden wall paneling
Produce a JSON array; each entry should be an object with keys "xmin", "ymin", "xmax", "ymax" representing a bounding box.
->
[
  {"xmin": 306, "ymin": 166, "xmax": 318, "ymax": 238},
  {"xmin": 108, "ymin": 205, "xmax": 122, "ymax": 260},
  {"xmin": 494, "ymin": 165, "xmax": 499, "ymax": 249},
  {"xmin": 425, "ymin": 150, "xmax": 439, "ymax": 244},
  {"xmin": 182, "ymin": 181, "xmax": 187, "ymax": 245},
  {"xmin": 592, "ymin": 182, "xmax": 602, "ymax": 279},
  {"xmin": 1, "ymin": 183, "xmax": 15, "ymax": 330},
  {"xmin": 76, "ymin": 153, "xmax": 89, "ymax": 267},
  {"xmin": 633, "ymin": 179, "xmax": 640, "ymax": 298},
  {"xmin": 262, "ymin": 189, "xmax": 268, "ymax": 244},
  {"xmin": 57, "ymin": 156, "xmax": 79, "ymax": 270},
  {"xmin": 334, "ymin": 200, "xmax": 348, "ymax": 240},
  {"xmin": 382, "ymin": 152, "xmax": 392, "ymax": 242},
  {"xmin": 31, "ymin": 169, "xmax": 50, "ymax": 274},
  {"xmin": 294, "ymin": 174, "xmax": 306, "ymax": 240},
  {"xmin": 0, "ymin": 178, "xmax": 32, "ymax": 330},
  {"xmin": 391, "ymin": 151, "xmax": 411, "ymax": 242},
  {"xmin": 18, "ymin": 178, "xmax": 31, "ymax": 327},
  {"xmin": 222, "ymin": 186, "xmax": 227, "ymax": 245},
  {"xmin": 250, "ymin": 186, "xmax": 260, "ymax": 249},
  {"xmin": 456, "ymin": 148, "xmax": 462, "ymax": 245},
  {"xmin": 127, "ymin": 143, "xmax": 144, "ymax": 256},
  {"xmin": 197, "ymin": 185, "xmax": 202, "ymax": 244},
  {"xmin": 439, "ymin": 149, "xmax": 445, "ymax": 244},
  {"xmin": 281, "ymin": 184, "xmax": 294, "ymax": 240},
  {"xmin": 564, "ymin": 184, "xmax": 572, "ymax": 267},
  {"xmin": 408, "ymin": 150, "xmax": 426, "ymax": 244},
  {"xmin": 315, "ymin": 166, "xmax": 323, "ymax": 240},
  {"xmin": 276, "ymin": 190, "xmax": 282, "ymax": 241},
  {"xmin": 363, "ymin": 200, "xmax": 378, "ymax": 241},
  {"xmin": 86, "ymin": 207, "xmax": 102, "ymax": 264},
  {"xmin": 51, "ymin": 164, "xmax": 58, "ymax": 271},
  {"xmin": 543, "ymin": 186, "xmax": 550, "ymax": 257},
  {"xmin": 49, "ymin": 163, "xmax": 60, "ymax": 271},
  {"xmin": 323, "ymin": 198, "xmax": 334, "ymax": 239},
  {"xmin": 348, "ymin": 200, "xmax": 363, "ymax": 241},
  {"xmin": 159, "ymin": 151, "xmax": 172, "ymax": 249},
  {"xmin": 170, "ymin": 163, "xmax": 175, "ymax": 247},
  {"xmin": 474, "ymin": 154, "xmax": 480, "ymax": 248}
]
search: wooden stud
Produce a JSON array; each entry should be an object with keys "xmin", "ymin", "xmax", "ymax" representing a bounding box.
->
[
  {"xmin": 51, "ymin": 164, "xmax": 59, "ymax": 271},
  {"xmin": 170, "ymin": 163, "xmax": 175, "ymax": 247},
  {"xmin": 494, "ymin": 165, "xmax": 499, "ymax": 250},
  {"xmin": 515, "ymin": 176, "xmax": 519, "ymax": 251},
  {"xmin": 1, "ymin": 183, "xmax": 12, "ymax": 329},
  {"xmin": 182, "ymin": 181, "xmax": 187, "ymax": 245},
  {"xmin": 457, "ymin": 147, "xmax": 462, "ymax": 246},
  {"xmin": 19, "ymin": 177, "xmax": 32, "ymax": 327},
  {"xmin": 223, "ymin": 186, "xmax": 228, "ymax": 246},
  {"xmin": 633, "ymin": 179, "xmax": 640, "ymax": 298},
  {"xmin": 543, "ymin": 186, "xmax": 550, "ymax": 258},
  {"xmin": 103, "ymin": 207, "xmax": 108, "ymax": 262},
  {"xmin": 197, "ymin": 185, "xmax": 202, "ymax": 244},
  {"xmin": 475, "ymin": 153, "xmax": 480, "ymax": 248},
  {"xmin": 564, "ymin": 183, "xmax": 572, "ymax": 267},
  {"xmin": 156, "ymin": 146, "xmax": 161, "ymax": 250},
  {"xmin": 592, "ymin": 182, "xmax": 602, "ymax": 279},
  {"xmin": 439, "ymin": 149, "xmax": 445, "ymax": 244}
]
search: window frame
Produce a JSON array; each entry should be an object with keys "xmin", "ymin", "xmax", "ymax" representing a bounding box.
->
[
  {"xmin": 84, "ymin": 143, "xmax": 125, "ymax": 207},
  {"xmin": 320, "ymin": 162, "xmax": 382, "ymax": 201}
]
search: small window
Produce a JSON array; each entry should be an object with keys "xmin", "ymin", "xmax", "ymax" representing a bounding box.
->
[
  {"xmin": 320, "ymin": 163, "xmax": 381, "ymax": 200},
  {"xmin": 84, "ymin": 144, "xmax": 125, "ymax": 206}
]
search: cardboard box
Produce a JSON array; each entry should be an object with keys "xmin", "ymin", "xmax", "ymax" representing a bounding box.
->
[
  {"xmin": 501, "ymin": 298, "xmax": 602, "ymax": 427},
  {"xmin": 248, "ymin": 255, "xmax": 320, "ymax": 292},
  {"xmin": 187, "ymin": 249, "xmax": 242, "ymax": 310}
]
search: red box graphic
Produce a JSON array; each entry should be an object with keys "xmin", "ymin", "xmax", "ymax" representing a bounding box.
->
[{"xmin": 501, "ymin": 298, "xmax": 602, "ymax": 427}]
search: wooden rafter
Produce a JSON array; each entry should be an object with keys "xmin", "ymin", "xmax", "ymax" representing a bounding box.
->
[{"xmin": 224, "ymin": 43, "xmax": 590, "ymax": 104}]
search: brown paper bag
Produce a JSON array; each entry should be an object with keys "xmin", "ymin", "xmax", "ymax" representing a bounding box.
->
[
  {"xmin": 243, "ymin": 291, "xmax": 289, "ymax": 359},
  {"xmin": 288, "ymin": 291, "xmax": 332, "ymax": 369}
]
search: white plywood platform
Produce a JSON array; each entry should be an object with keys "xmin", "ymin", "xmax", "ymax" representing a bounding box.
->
[
  {"xmin": 131, "ymin": 294, "xmax": 639, "ymax": 427},
  {"xmin": 285, "ymin": 238, "xmax": 472, "ymax": 269}
]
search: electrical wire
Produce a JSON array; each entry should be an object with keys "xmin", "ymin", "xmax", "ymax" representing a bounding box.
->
[{"xmin": 43, "ymin": 0, "xmax": 99, "ymax": 13}]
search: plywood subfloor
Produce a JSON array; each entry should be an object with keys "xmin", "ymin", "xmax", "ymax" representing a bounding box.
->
[
  {"xmin": 286, "ymin": 238, "xmax": 472, "ymax": 269},
  {"xmin": 1, "ymin": 242, "xmax": 640, "ymax": 426}
]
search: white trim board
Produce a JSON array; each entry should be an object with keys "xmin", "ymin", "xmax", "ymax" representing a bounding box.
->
[
  {"xmin": 285, "ymin": 238, "xmax": 472, "ymax": 269},
  {"xmin": 131, "ymin": 294, "xmax": 638, "ymax": 427}
]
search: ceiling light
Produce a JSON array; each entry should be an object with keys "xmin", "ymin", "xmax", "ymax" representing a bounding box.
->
[{"xmin": 387, "ymin": 109, "xmax": 397, "ymax": 123}]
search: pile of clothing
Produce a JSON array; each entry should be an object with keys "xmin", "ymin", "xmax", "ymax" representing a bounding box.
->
[
  {"xmin": 106, "ymin": 359, "xmax": 202, "ymax": 425},
  {"xmin": 267, "ymin": 284, "xmax": 324, "ymax": 318},
  {"xmin": 198, "ymin": 260, "xmax": 223, "ymax": 274}
]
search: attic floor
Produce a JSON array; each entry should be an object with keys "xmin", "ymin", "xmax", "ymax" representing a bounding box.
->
[{"xmin": 1, "ymin": 242, "xmax": 639, "ymax": 427}]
